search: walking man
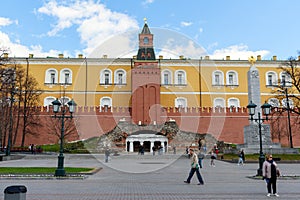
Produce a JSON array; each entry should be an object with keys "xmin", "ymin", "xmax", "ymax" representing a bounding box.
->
[{"xmin": 184, "ymin": 148, "xmax": 204, "ymax": 185}]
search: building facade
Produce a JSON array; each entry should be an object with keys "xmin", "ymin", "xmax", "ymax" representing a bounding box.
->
[{"xmin": 2, "ymin": 21, "xmax": 300, "ymax": 149}]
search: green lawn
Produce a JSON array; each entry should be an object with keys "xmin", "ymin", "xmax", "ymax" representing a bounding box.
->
[
  {"xmin": 221, "ymin": 153, "xmax": 300, "ymax": 161},
  {"xmin": 0, "ymin": 167, "xmax": 94, "ymax": 174}
]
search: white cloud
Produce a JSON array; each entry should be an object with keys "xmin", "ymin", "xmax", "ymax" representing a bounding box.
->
[
  {"xmin": 0, "ymin": 17, "xmax": 14, "ymax": 26},
  {"xmin": 142, "ymin": 0, "xmax": 155, "ymax": 5},
  {"xmin": 38, "ymin": 0, "xmax": 139, "ymax": 56},
  {"xmin": 210, "ymin": 44, "xmax": 270, "ymax": 60},
  {"xmin": 181, "ymin": 21, "xmax": 192, "ymax": 27},
  {"xmin": 157, "ymin": 40, "xmax": 206, "ymax": 59},
  {"xmin": 0, "ymin": 31, "xmax": 61, "ymax": 57}
]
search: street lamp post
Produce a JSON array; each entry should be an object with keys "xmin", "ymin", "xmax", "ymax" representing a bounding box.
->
[
  {"xmin": 277, "ymin": 87, "xmax": 293, "ymax": 148},
  {"xmin": 52, "ymin": 98, "xmax": 77, "ymax": 176},
  {"xmin": 247, "ymin": 101, "xmax": 272, "ymax": 176},
  {"xmin": 284, "ymin": 88, "xmax": 293, "ymax": 148}
]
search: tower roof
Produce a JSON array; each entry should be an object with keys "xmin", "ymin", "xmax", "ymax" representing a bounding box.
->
[{"xmin": 141, "ymin": 18, "xmax": 151, "ymax": 34}]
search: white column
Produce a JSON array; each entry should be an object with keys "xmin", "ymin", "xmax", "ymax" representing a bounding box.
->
[
  {"xmin": 150, "ymin": 141, "xmax": 154, "ymax": 152},
  {"xmin": 161, "ymin": 141, "xmax": 165, "ymax": 154},
  {"xmin": 129, "ymin": 141, "xmax": 134, "ymax": 152}
]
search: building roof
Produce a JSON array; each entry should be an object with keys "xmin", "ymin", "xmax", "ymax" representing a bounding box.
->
[{"xmin": 141, "ymin": 23, "xmax": 151, "ymax": 34}]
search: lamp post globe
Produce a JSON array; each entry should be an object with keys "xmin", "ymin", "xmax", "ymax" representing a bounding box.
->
[{"xmin": 261, "ymin": 101, "xmax": 272, "ymax": 116}]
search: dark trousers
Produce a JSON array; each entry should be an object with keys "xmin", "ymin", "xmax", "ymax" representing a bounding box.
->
[
  {"xmin": 186, "ymin": 168, "xmax": 204, "ymax": 184},
  {"xmin": 198, "ymin": 159, "xmax": 203, "ymax": 168},
  {"xmin": 267, "ymin": 178, "xmax": 277, "ymax": 194}
]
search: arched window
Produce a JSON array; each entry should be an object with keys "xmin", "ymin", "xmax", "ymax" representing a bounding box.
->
[
  {"xmin": 161, "ymin": 69, "xmax": 172, "ymax": 85},
  {"xmin": 175, "ymin": 97, "xmax": 187, "ymax": 108},
  {"xmin": 100, "ymin": 69, "xmax": 112, "ymax": 85},
  {"xmin": 228, "ymin": 98, "xmax": 240, "ymax": 108},
  {"xmin": 212, "ymin": 70, "xmax": 224, "ymax": 86},
  {"xmin": 44, "ymin": 96, "xmax": 71, "ymax": 110},
  {"xmin": 114, "ymin": 69, "xmax": 126, "ymax": 85},
  {"xmin": 59, "ymin": 96, "xmax": 71, "ymax": 105},
  {"xmin": 226, "ymin": 71, "xmax": 238, "ymax": 86},
  {"xmin": 60, "ymin": 68, "xmax": 72, "ymax": 84},
  {"xmin": 100, "ymin": 97, "xmax": 112, "ymax": 111},
  {"xmin": 213, "ymin": 98, "xmax": 225, "ymax": 108},
  {"xmin": 44, "ymin": 97, "xmax": 56, "ymax": 107},
  {"xmin": 268, "ymin": 98, "xmax": 280, "ymax": 107},
  {"xmin": 45, "ymin": 68, "xmax": 58, "ymax": 84},
  {"xmin": 174, "ymin": 70, "xmax": 186, "ymax": 85},
  {"xmin": 282, "ymin": 98, "xmax": 294, "ymax": 108},
  {"xmin": 265, "ymin": 71, "xmax": 278, "ymax": 86},
  {"xmin": 280, "ymin": 72, "xmax": 292, "ymax": 87}
]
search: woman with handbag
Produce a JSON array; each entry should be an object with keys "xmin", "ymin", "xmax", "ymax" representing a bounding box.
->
[{"xmin": 262, "ymin": 154, "xmax": 280, "ymax": 197}]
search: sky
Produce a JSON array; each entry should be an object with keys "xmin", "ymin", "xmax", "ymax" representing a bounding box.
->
[{"xmin": 0, "ymin": 0, "xmax": 299, "ymax": 60}]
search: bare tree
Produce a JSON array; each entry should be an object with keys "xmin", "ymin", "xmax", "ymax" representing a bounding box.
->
[
  {"xmin": 14, "ymin": 62, "xmax": 42, "ymax": 146},
  {"xmin": 45, "ymin": 114, "xmax": 79, "ymax": 144},
  {"xmin": 1, "ymin": 53, "xmax": 42, "ymax": 150},
  {"xmin": 277, "ymin": 55, "xmax": 300, "ymax": 105},
  {"xmin": 271, "ymin": 54, "xmax": 300, "ymax": 147}
]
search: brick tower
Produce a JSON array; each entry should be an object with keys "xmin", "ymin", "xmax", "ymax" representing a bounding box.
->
[{"xmin": 131, "ymin": 19, "xmax": 161, "ymax": 125}]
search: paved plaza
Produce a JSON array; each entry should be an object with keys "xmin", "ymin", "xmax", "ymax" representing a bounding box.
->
[{"xmin": 0, "ymin": 153, "xmax": 300, "ymax": 199}]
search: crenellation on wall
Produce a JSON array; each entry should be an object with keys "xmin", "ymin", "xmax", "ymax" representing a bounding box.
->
[{"xmin": 35, "ymin": 106, "xmax": 300, "ymax": 117}]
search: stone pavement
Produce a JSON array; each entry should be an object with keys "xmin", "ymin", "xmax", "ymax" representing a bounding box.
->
[{"xmin": 0, "ymin": 153, "xmax": 300, "ymax": 199}]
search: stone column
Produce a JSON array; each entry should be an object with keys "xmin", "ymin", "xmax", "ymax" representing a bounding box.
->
[
  {"xmin": 129, "ymin": 141, "xmax": 134, "ymax": 152},
  {"xmin": 161, "ymin": 141, "xmax": 165, "ymax": 154},
  {"xmin": 247, "ymin": 60, "xmax": 262, "ymax": 120},
  {"xmin": 150, "ymin": 141, "xmax": 154, "ymax": 153}
]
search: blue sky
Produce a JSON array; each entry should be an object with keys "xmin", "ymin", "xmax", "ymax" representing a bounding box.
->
[{"xmin": 0, "ymin": 0, "xmax": 299, "ymax": 60}]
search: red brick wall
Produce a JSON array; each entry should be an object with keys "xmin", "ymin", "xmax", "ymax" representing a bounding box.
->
[{"xmin": 9, "ymin": 106, "xmax": 300, "ymax": 148}]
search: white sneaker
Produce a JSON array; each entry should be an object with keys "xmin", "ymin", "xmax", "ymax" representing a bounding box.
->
[
  {"xmin": 267, "ymin": 193, "xmax": 271, "ymax": 197},
  {"xmin": 274, "ymin": 193, "xmax": 279, "ymax": 197}
]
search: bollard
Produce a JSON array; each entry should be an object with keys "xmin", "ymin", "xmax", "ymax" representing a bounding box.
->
[{"xmin": 4, "ymin": 185, "xmax": 27, "ymax": 200}]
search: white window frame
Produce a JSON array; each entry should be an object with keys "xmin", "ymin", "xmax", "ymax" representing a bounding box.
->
[
  {"xmin": 212, "ymin": 70, "xmax": 224, "ymax": 86},
  {"xmin": 175, "ymin": 97, "xmax": 187, "ymax": 108},
  {"xmin": 114, "ymin": 69, "xmax": 126, "ymax": 85},
  {"xmin": 45, "ymin": 68, "xmax": 58, "ymax": 84},
  {"xmin": 268, "ymin": 98, "xmax": 280, "ymax": 107},
  {"xmin": 100, "ymin": 96, "xmax": 112, "ymax": 111},
  {"xmin": 213, "ymin": 98, "xmax": 225, "ymax": 108},
  {"xmin": 265, "ymin": 71, "xmax": 278, "ymax": 86},
  {"xmin": 282, "ymin": 98, "xmax": 294, "ymax": 108},
  {"xmin": 44, "ymin": 96, "xmax": 56, "ymax": 107},
  {"xmin": 174, "ymin": 70, "xmax": 186, "ymax": 85},
  {"xmin": 226, "ymin": 70, "xmax": 238, "ymax": 86},
  {"xmin": 228, "ymin": 98, "xmax": 240, "ymax": 108},
  {"xmin": 161, "ymin": 69, "xmax": 172, "ymax": 85},
  {"xmin": 59, "ymin": 96, "xmax": 71, "ymax": 105},
  {"xmin": 279, "ymin": 72, "xmax": 292, "ymax": 87},
  {"xmin": 100, "ymin": 69, "xmax": 112, "ymax": 85},
  {"xmin": 60, "ymin": 68, "xmax": 72, "ymax": 84}
]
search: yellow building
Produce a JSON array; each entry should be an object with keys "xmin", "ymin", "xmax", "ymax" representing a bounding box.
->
[{"xmin": 3, "ymin": 23, "xmax": 296, "ymax": 110}]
